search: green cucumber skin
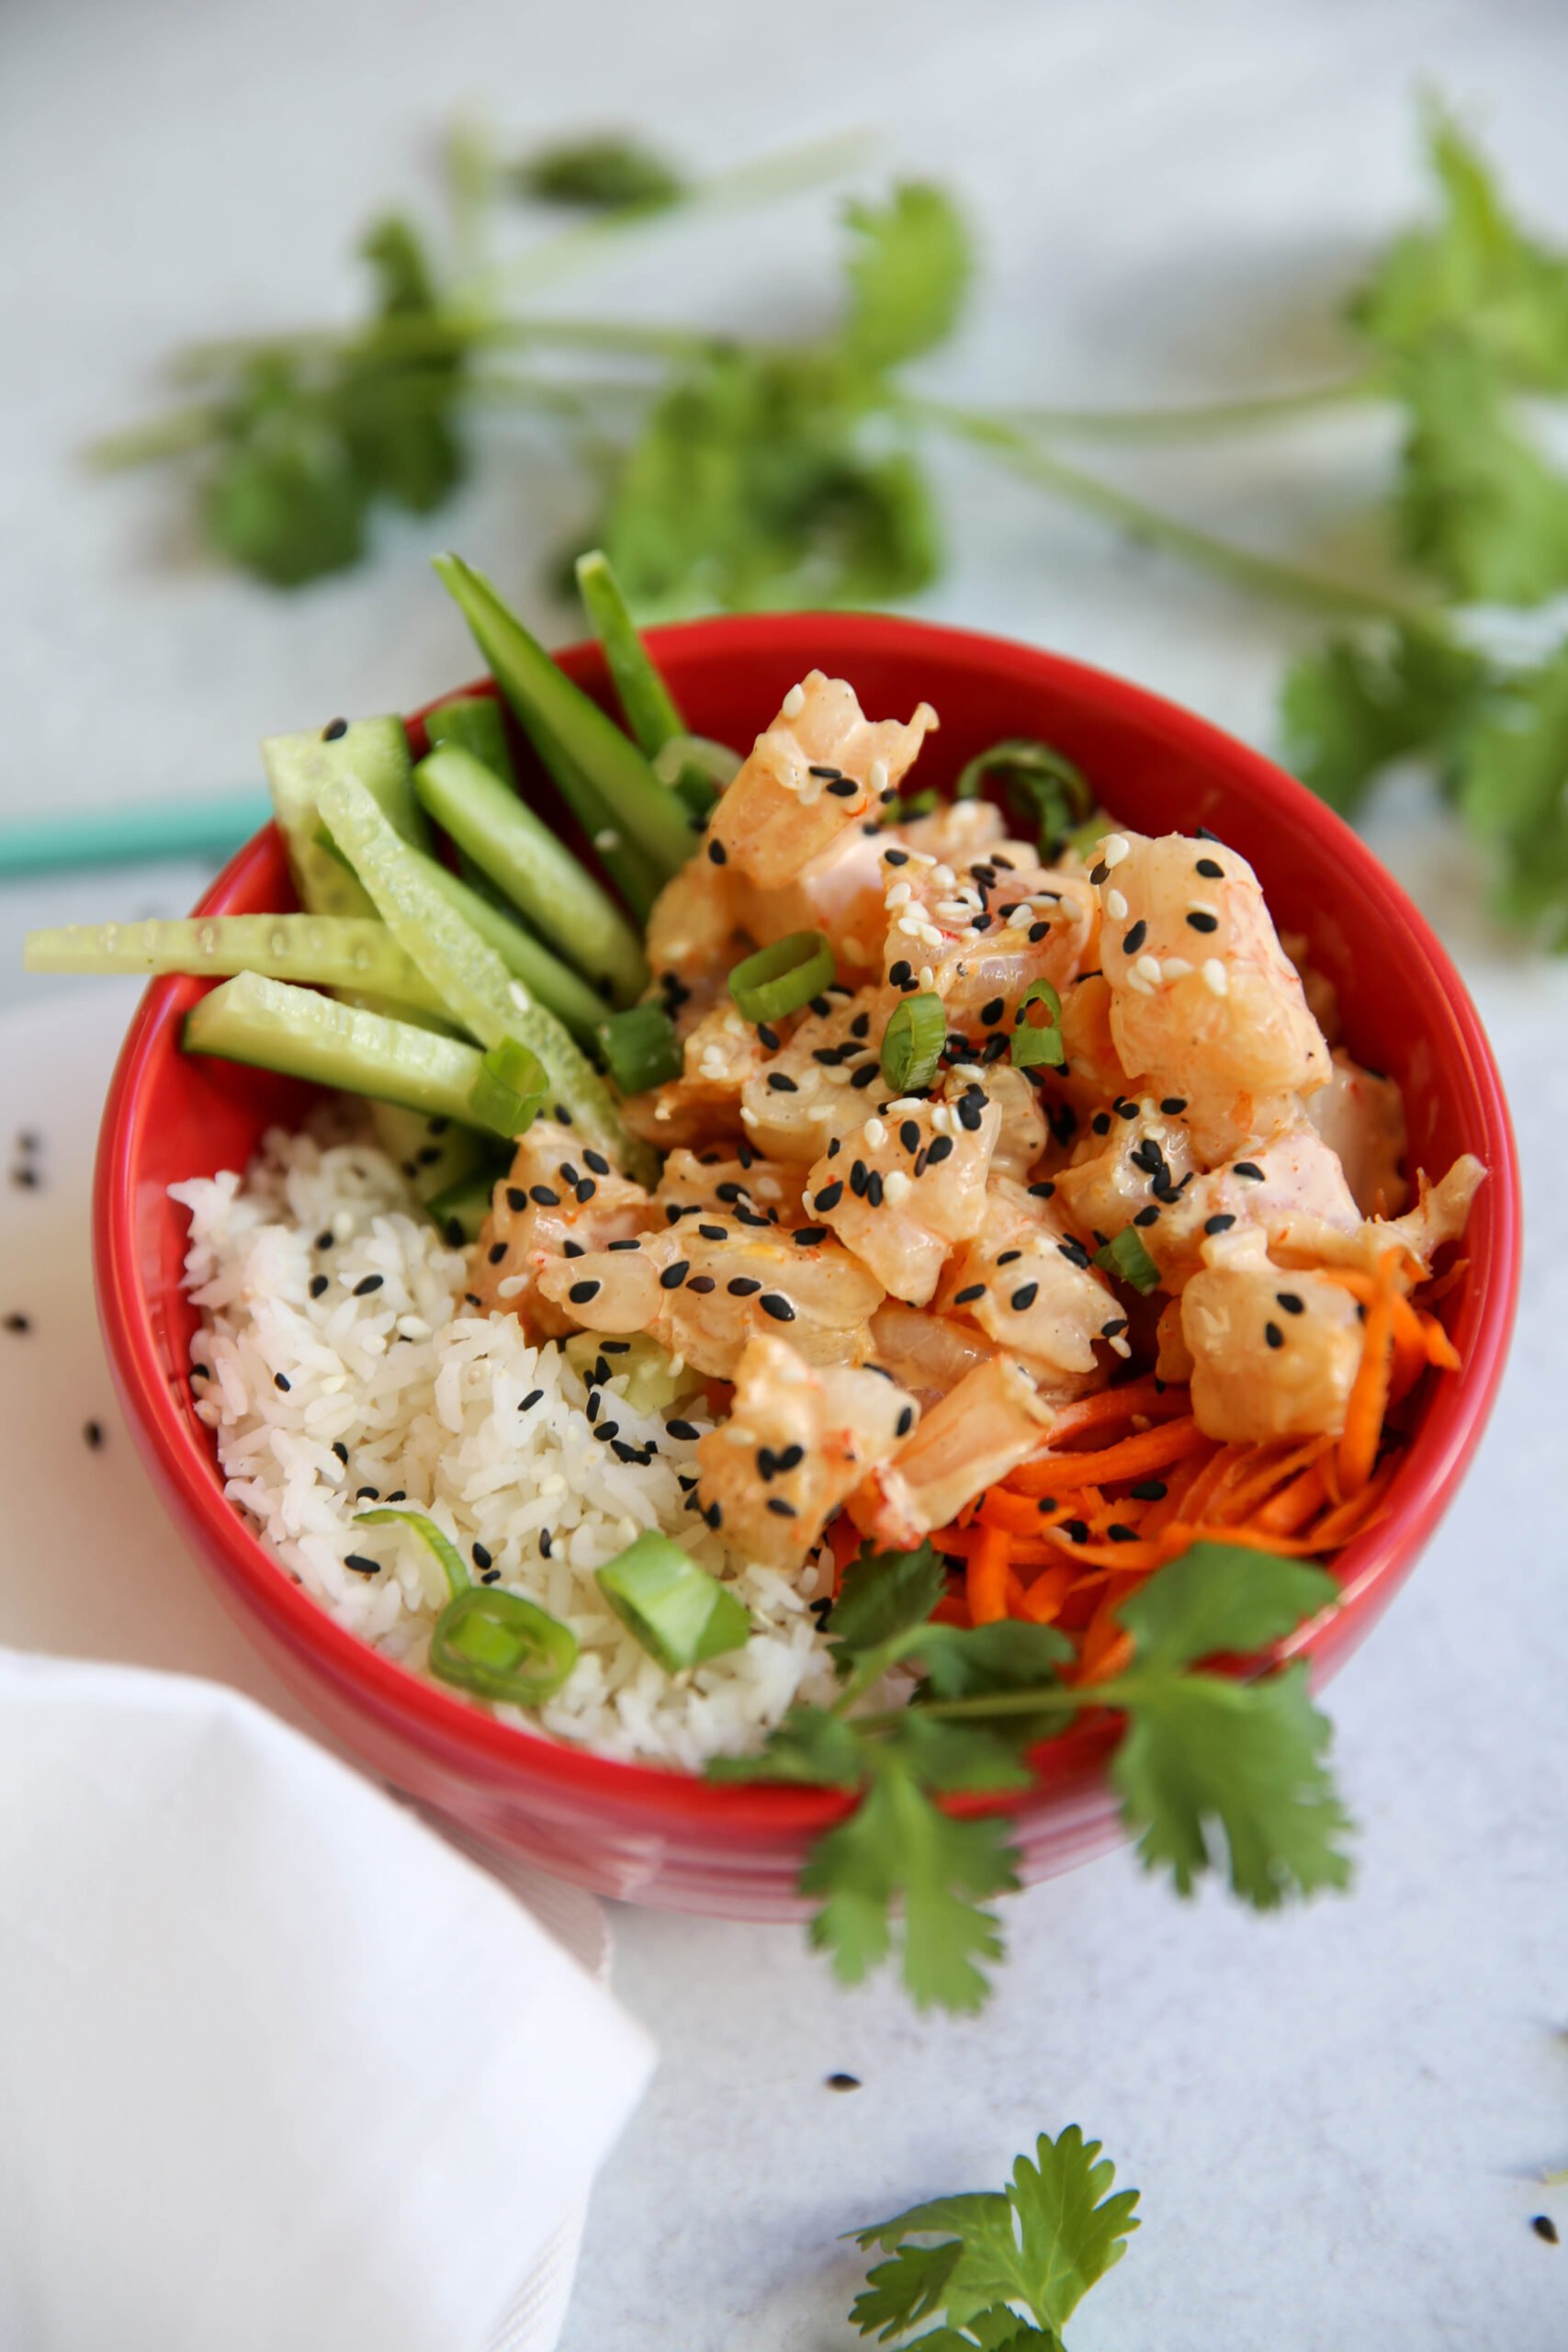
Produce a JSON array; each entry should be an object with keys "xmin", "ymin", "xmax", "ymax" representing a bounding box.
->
[
  {"xmin": 183, "ymin": 974, "xmax": 500, "ymax": 1131},
  {"xmin": 22, "ymin": 914, "xmax": 447, "ymax": 1017},
  {"xmin": 423, "ymin": 695, "xmax": 517, "ymax": 784},
  {"xmin": 433, "ymin": 552, "xmax": 694, "ymax": 882},
  {"xmin": 370, "ymin": 1103, "xmax": 493, "ymax": 1204},
  {"xmin": 423, "ymin": 1167, "xmax": 496, "ymax": 1242},
  {"xmin": 260, "ymin": 717, "xmax": 426, "ymax": 919},
  {"xmin": 574, "ymin": 549, "xmax": 685, "ymax": 758},
  {"xmin": 413, "ymin": 744, "xmax": 648, "ymax": 1007},
  {"xmin": 412, "ymin": 852, "xmax": 609, "ymax": 1044}
]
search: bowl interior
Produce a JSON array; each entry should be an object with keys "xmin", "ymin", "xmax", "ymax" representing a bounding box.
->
[{"xmin": 96, "ymin": 611, "xmax": 1520, "ymax": 1824}]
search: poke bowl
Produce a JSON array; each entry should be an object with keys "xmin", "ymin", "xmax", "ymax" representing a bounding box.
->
[{"xmin": 91, "ymin": 608, "xmax": 1520, "ymax": 1918}]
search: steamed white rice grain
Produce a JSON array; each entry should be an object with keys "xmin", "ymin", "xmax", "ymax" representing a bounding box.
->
[{"xmin": 172, "ymin": 1121, "xmax": 843, "ymax": 1766}]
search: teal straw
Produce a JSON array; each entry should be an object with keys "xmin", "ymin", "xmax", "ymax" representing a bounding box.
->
[{"xmin": 0, "ymin": 791, "xmax": 274, "ymax": 878}]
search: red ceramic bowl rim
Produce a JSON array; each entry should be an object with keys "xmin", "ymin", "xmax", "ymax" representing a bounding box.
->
[{"xmin": 95, "ymin": 611, "xmax": 1521, "ymax": 1835}]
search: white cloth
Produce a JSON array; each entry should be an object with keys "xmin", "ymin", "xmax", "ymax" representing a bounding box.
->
[{"xmin": 0, "ymin": 1651, "xmax": 655, "ymax": 2352}]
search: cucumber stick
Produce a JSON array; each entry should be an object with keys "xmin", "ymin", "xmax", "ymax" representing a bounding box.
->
[
  {"xmin": 573, "ymin": 550, "xmax": 685, "ymax": 758},
  {"xmin": 319, "ymin": 774, "xmax": 654, "ymax": 1182},
  {"xmin": 23, "ymin": 913, "xmax": 447, "ymax": 1016},
  {"xmin": 411, "ymin": 851, "xmax": 608, "ymax": 1045},
  {"xmin": 424, "ymin": 694, "xmax": 516, "ymax": 780},
  {"xmin": 424, "ymin": 1167, "xmax": 496, "ymax": 1244},
  {"xmin": 368, "ymin": 1103, "xmax": 495, "ymax": 1204},
  {"xmin": 184, "ymin": 975, "xmax": 530, "ymax": 1136},
  {"xmin": 260, "ymin": 717, "xmax": 427, "ymax": 919},
  {"xmin": 413, "ymin": 744, "xmax": 646, "ymax": 1007},
  {"xmin": 432, "ymin": 552, "xmax": 695, "ymax": 883}
]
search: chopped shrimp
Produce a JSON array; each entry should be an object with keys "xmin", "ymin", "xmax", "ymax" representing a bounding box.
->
[
  {"xmin": 738, "ymin": 985, "xmax": 884, "ymax": 1163},
  {"xmin": 1058, "ymin": 968, "xmax": 1142, "ymax": 1106},
  {"xmin": 878, "ymin": 842, "xmax": 1097, "ymax": 1040},
  {"xmin": 1298, "ymin": 1153, "xmax": 1486, "ymax": 1282},
  {"xmin": 694, "ymin": 1337, "xmax": 917, "ymax": 1568},
  {"xmin": 536, "ymin": 1217, "xmax": 884, "ymax": 1379},
  {"xmin": 935, "ymin": 1176, "xmax": 1117, "ymax": 1383},
  {"xmin": 964, "ymin": 1059, "xmax": 1049, "ymax": 1184},
  {"xmin": 868, "ymin": 1299, "xmax": 997, "ymax": 1405},
  {"xmin": 1053, "ymin": 1102, "xmax": 1198, "ymax": 1253},
  {"xmin": 473, "ymin": 1129, "xmax": 652, "ymax": 1331},
  {"xmin": 652, "ymin": 1148, "xmax": 808, "ymax": 1228},
  {"xmin": 1304, "ymin": 1049, "xmax": 1408, "ymax": 1216},
  {"xmin": 1181, "ymin": 1226, "xmax": 1364, "ymax": 1442},
  {"xmin": 1094, "ymin": 830, "xmax": 1330, "ymax": 1160},
  {"xmin": 643, "ymin": 859, "xmax": 750, "ymax": 1012},
  {"xmin": 708, "ymin": 672, "xmax": 937, "ymax": 888},
  {"xmin": 621, "ymin": 999, "xmax": 775, "ymax": 1149},
  {"xmin": 1154, "ymin": 1295, "xmax": 1194, "ymax": 1384},
  {"xmin": 854, "ymin": 1356, "xmax": 1055, "ymax": 1550},
  {"xmin": 805, "ymin": 1079, "xmax": 998, "ymax": 1306}
]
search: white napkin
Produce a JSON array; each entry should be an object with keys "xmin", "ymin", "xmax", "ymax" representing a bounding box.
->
[{"xmin": 0, "ymin": 1650, "xmax": 656, "ymax": 2352}]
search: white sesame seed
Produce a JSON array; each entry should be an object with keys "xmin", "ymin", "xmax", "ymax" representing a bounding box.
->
[
  {"xmin": 1125, "ymin": 970, "xmax": 1153, "ymax": 997},
  {"xmin": 496, "ymin": 1275, "xmax": 526, "ymax": 1300},
  {"xmin": 593, "ymin": 827, "xmax": 621, "ymax": 853},
  {"xmin": 1134, "ymin": 954, "xmax": 1162, "ymax": 986},
  {"xmin": 1201, "ymin": 958, "xmax": 1229, "ymax": 997},
  {"xmin": 897, "ymin": 915, "xmax": 924, "ymax": 938},
  {"xmin": 950, "ymin": 1062, "xmax": 984, "ymax": 1080},
  {"xmin": 869, "ymin": 758, "xmax": 888, "ymax": 792},
  {"xmin": 931, "ymin": 864, "xmax": 956, "ymax": 889},
  {"xmin": 1187, "ymin": 899, "xmax": 1221, "ymax": 920},
  {"xmin": 1162, "ymin": 956, "xmax": 1193, "ymax": 979},
  {"xmin": 1106, "ymin": 888, "xmax": 1128, "ymax": 921},
  {"xmin": 1101, "ymin": 833, "xmax": 1131, "ymax": 868},
  {"xmin": 1109, "ymin": 1334, "xmax": 1133, "ymax": 1360},
  {"xmin": 886, "ymin": 882, "xmax": 912, "ymax": 909},
  {"xmin": 863, "ymin": 1117, "xmax": 887, "ymax": 1148},
  {"xmin": 884, "ymin": 1170, "xmax": 913, "ymax": 1205},
  {"xmin": 740, "ymin": 1106, "xmax": 761, "ymax": 1126},
  {"xmin": 782, "ymin": 683, "xmax": 807, "ymax": 718},
  {"xmin": 918, "ymin": 965, "xmax": 935, "ymax": 990}
]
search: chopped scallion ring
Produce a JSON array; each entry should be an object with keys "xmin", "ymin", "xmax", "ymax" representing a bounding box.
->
[
  {"xmin": 1092, "ymin": 1227, "xmax": 1161, "ymax": 1295},
  {"xmin": 597, "ymin": 1002, "xmax": 684, "ymax": 1094},
  {"xmin": 880, "ymin": 991, "xmax": 946, "ymax": 1093},
  {"xmin": 728, "ymin": 932, "xmax": 834, "ymax": 1023},
  {"xmin": 595, "ymin": 1531, "xmax": 750, "ymax": 1671},
  {"xmin": 468, "ymin": 1038, "xmax": 549, "ymax": 1136},
  {"xmin": 356, "ymin": 1506, "xmax": 580, "ymax": 1703},
  {"xmin": 1010, "ymin": 978, "xmax": 1066, "ymax": 1069}
]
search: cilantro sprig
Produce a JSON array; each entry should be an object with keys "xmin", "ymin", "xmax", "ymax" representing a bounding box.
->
[
  {"xmin": 712, "ymin": 1539, "xmax": 1352, "ymax": 2015},
  {"xmin": 847, "ymin": 2123, "xmax": 1140, "ymax": 2350}
]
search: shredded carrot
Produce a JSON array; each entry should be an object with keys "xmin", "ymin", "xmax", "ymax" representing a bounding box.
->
[
  {"xmin": 1041, "ymin": 1380, "xmax": 1190, "ymax": 1445},
  {"xmin": 967, "ymin": 1522, "xmax": 1010, "ymax": 1626},
  {"xmin": 976, "ymin": 1487, "xmax": 1058, "ymax": 1537},
  {"xmin": 1135, "ymin": 1443, "xmax": 1220, "ymax": 1539},
  {"xmin": 1338, "ymin": 1251, "xmax": 1400, "ymax": 1495},
  {"xmin": 1015, "ymin": 1563, "xmax": 1076, "ymax": 1624},
  {"xmin": 1418, "ymin": 1309, "xmax": 1461, "ymax": 1371},
  {"xmin": 1208, "ymin": 1436, "xmax": 1332, "ymax": 1527},
  {"xmin": 1010, "ymin": 1416, "xmax": 1205, "ymax": 1493},
  {"xmin": 1254, "ymin": 1456, "xmax": 1333, "ymax": 1536}
]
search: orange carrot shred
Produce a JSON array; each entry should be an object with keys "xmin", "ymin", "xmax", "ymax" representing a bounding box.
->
[
  {"xmin": 1009, "ymin": 1416, "xmax": 1205, "ymax": 1493},
  {"xmin": 967, "ymin": 1522, "xmax": 1010, "ymax": 1626}
]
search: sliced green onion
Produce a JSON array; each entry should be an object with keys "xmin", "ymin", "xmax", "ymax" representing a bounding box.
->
[
  {"xmin": 652, "ymin": 733, "xmax": 739, "ymax": 819},
  {"xmin": 880, "ymin": 992, "xmax": 946, "ymax": 1093},
  {"xmin": 1010, "ymin": 978, "xmax": 1066, "ymax": 1069},
  {"xmin": 355, "ymin": 1507, "xmax": 579, "ymax": 1704},
  {"xmin": 597, "ymin": 1002, "xmax": 683, "ymax": 1093},
  {"xmin": 468, "ymin": 1038, "xmax": 549, "ymax": 1137},
  {"xmin": 595, "ymin": 1532, "xmax": 750, "ymax": 1672},
  {"xmin": 1093, "ymin": 1227, "xmax": 1162, "ymax": 1295},
  {"xmin": 728, "ymin": 932, "xmax": 834, "ymax": 1023},
  {"xmin": 955, "ymin": 737, "xmax": 1094, "ymax": 861}
]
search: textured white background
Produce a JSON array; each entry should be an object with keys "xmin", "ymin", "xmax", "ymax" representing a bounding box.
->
[{"xmin": 2, "ymin": 1, "xmax": 1565, "ymax": 2346}]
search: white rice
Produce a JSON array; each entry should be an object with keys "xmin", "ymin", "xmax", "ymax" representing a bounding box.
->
[{"xmin": 171, "ymin": 1120, "xmax": 842, "ymax": 1767}]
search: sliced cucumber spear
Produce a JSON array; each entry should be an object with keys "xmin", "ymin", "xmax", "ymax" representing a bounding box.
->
[
  {"xmin": 319, "ymin": 772, "xmax": 655, "ymax": 1182},
  {"xmin": 260, "ymin": 716, "xmax": 427, "ymax": 919},
  {"xmin": 368, "ymin": 1103, "xmax": 497, "ymax": 1206},
  {"xmin": 184, "ymin": 975, "xmax": 542, "ymax": 1138},
  {"xmin": 573, "ymin": 549, "xmax": 730, "ymax": 821},
  {"xmin": 412, "ymin": 851, "xmax": 609, "ymax": 1045},
  {"xmin": 413, "ymin": 743, "xmax": 646, "ymax": 1008},
  {"xmin": 23, "ymin": 913, "xmax": 447, "ymax": 1017},
  {"xmin": 432, "ymin": 552, "xmax": 696, "ymax": 887},
  {"xmin": 424, "ymin": 1166, "xmax": 496, "ymax": 1244},
  {"xmin": 423, "ymin": 693, "xmax": 516, "ymax": 780}
]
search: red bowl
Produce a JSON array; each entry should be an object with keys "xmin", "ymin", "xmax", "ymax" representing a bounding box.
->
[{"xmin": 94, "ymin": 613, "xmax": 1520, "ymax": 1916}]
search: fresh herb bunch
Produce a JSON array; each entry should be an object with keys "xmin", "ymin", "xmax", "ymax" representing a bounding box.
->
[
  {"xmin": 95, "ymin": 105, "xmax": 1568, "ymax": 938},
  {"xmin": 711, "ymin": 1537, "xmax": 1352, "ymax": 2015},
  {"xmin": 846, "ymin": 2124, "xmax": 1140, "ymax": 2350}
]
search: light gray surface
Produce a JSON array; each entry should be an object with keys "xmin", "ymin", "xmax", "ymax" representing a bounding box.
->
[{"xmin": 3, "ymin": 0, "xmax": 1565, "ymax": 2346}]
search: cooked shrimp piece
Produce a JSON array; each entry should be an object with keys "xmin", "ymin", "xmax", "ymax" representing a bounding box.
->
[
  {"xmin": 536, "ymin": 1217, "xmax": 884, "ymax": 1379},
  {"xmin": 935, "ymin": 1175, "xmax": 1118, "ymax": 1380},
  {"xmin": 1304, "ymin": 1049, "xmax": 1408, "ymax": 1216},
  {"xmin": 868, "ymin": 1299, "xmax": 998, "ymax": 1405},
  {"xmin": 965, "ymin": 1059, "xmax": 1049, "ymax": 1184},
  {"xmin": 620, "ymin": 1000, "xmax": 775, "ymax": 1150},
  {"xmin": 1298, "ymin": 1152, "xmax": 1485, "ymax": 1281},
  {"xmin": 642, "ymin": 858, "xmax": 750, "ymax": 1013},
  {"xmin": 1095, "ymin": 830, "xmax": 1330, "ymax": 1159},
  {"xmin": 1053, "ymin": 1102, "xmax": 1198, "ymax": 1250},
  {"xmin": 1154, "ymin": 1296, "xmax": 1194, "ymax": 1384},
  {"xmin": 855, "ymin": 1356, "xmax": 1055, "ymax": 1551},
  {"xmin": 652, "ymin": 1148, "xmax": 808, "ymax": 1228},
  {"xmin": 707, "ymin": 672, "xmax": 937, "ymax": 888},
  {"xmin": 878, "ymin": 843, "xmax": 1097, "ymax": 1041},
  {"xmin": 1280, "ymin": 928, "xmax": 1342, "ymax": 1044},
  {"xmin": 804, "ymin": 1079, "xmax": 999, "ymax": 1306},
  {"xmin": 694, "ymin": 1337, "xmax": 917, "ymax": 1568},
  {"xmin": 1058, "ymin": 968, "xmax": 1142, "ymax": 1106},
  {"xmin": 738, "ymin": 986, "xmax": 885, "ymax": 1163},
  {"xmin": 473, "ymin": 1129, "xmax": 653, "ymax": 1330},
  {"xmin": 1181, "ymin": 1227, "xmax": 1364, "ymax": 1442}
]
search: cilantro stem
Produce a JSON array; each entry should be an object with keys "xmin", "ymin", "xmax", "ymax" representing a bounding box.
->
[
  {"xmin": 998, "ymin": 368, "xmax": 1387, "ymax": 443},
  {"xmin": 170, "ymin": 312, "xmax": 727, "ymax": 384},
  {"xmin": 913, "ymin": 396, "xmax": 1425, "ymax": 628},
  {"xmin": 84, "ymin": 402, "xmax": 231, "ymax": 470}
]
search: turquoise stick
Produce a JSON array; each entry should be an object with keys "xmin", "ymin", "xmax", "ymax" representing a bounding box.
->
[{"xmin": 0, "ymin": 791, "xmax": 275, "ymax": 879}]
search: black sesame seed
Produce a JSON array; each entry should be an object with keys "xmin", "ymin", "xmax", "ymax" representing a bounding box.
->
[
  {"xmin": 957, "ymin": 1091, "xmax": 985, "ymax": 1133},
  {"xmin": 706, "ymin": 839, "xmax": 727, "ymax": 865},
  {"xmin": 561, "ymin": 1238, "xmax": 585, "ymax": 1257},
  {"xmin": 865, "ymin": 1170, "xmax": 885, "ymax": 1207},
  {"xmin": 767, "ymin": 1496, "xmax": 799, "ymax": 1516},
  {"xmin": 539, "ymin": 1529, "xmax": 553, "ymax": 1557},
  {"xmin": 982, "ymin": 1033, "xmax": 1010, "ymax": 1063},
  {"xmin": 83, "ymin": 1419, "xmax": 105, "ymax": 1450},
  {"xmin": 569, "ymin": 1279, "xmax": 601, "ymax": 1304},
  {"xmin": 1129, "ymin": 1478, "xmax": 1168, "ymax": 1502},
  {"xmin": 1122, "ymin": 920, "xmax": 1147, "ymax": 955},
  {"xmin": 980, "ymin": 996, "xmax": 1004, "ymax": 1027},
  {"xmin": 444, "ymin": 1218, "xmax": 465, "ymax": 1247},
  {"xmin": 767, "ymin": 1072, "xmax": 799, "ymax": 1095},
  {"xmin": 885, "ymin": 848, "xmax": 909, "ymax": 866},
  {"xmin": 608, "ymin": 1237, "xmax": 642, "ymax": 1252},
  {"xmin": 826, "ymin": 776, "xmax": 858, "ymax": 798},
  {"xmin": 1092, "ymin": 1113, "xmax": 1112, "ymax": 1136},
  {"xmin": 1100, "ymin": 1317, "xmax": 1129, "ymax": 1338},
  {"xmin": 1029, "ymin": 1181, "xmax": 1055, "ymax": 1200},
  {"xmin": 356, "ymin": 1486, "xmax": 379, "ymax": 1501},
  {"xmin": 1264, "ymin": 1321, "xmax": 1284, "ymax": 1350},
  {"xmin": 322, "ymin": 716, "xmax": 349, "ymax": 741},
  {"xmin": 487, "ymin": 1241, "xmax": 508, "ymax": 1265},
  {"xmin": 273, "ymin": 1372, "xmax": 291, "ymax": 1392},
  {"xmin": 1195, "ymin": 825, "xmax": 1221, "ymax": 842},
  {"xmin": 889, "ymin": 958, "xmax": 913, "ymax": 988},
  {"xmin": 1160, "ymin": 1097, "xmax": 1188, "ymax": 1115},
  {"xmin": 659, "ymin": 1261, "xmax": 690, "ymax": 1290},
  {"xmin": 332, "ymin": 1440, "xmax": 349, "ymax": 1464},
  {"xmin": 954, "ymin": 1283, "xmax": 987, "ymax": 1304},
  {"xmin": 687, "ymin": 1275, "xmax": 716, "ymax": 1294},
  {"xmin": 813, "ymin": 1180, "xmax": 844, "ymax": 1211},
  {"xmin": 574, "ymin": 1179, "xmax": 596, "ymax": 1205},
  {"xmin": 850, "ymin": 1160, "xmax": 869, "ymax": 1198},
  {"xmin": 926, "ymin": 1135, "xmax": 954, "ymax": 1165},
  {"xmin": 728, "ymin": 1276, "xmax": 761, "ymax": 1297},
  {"xmin": 353, "ymin": 1274, "xmax": 385, "ymax": 1295},
  {"xmin": 316, "ymin": 1230, "xmax": 335, "ymax": 1250},
  {"xmin": 1233, "ymin": 1161, "xmax": 1265, "ymax": 1182},
  {"xmin": 896, "ymin": 1406, "xmax": 914, "ymax": 1437},
  {"xmin": 1186, "ymin": 910, "xmax": 1219, "ymax": 933},
  {"xmin": 898, "ymin": 1119, "xmax": 921, "ymax": 1152},
  {"xmin": 997, "ymin": 1248, "xmax": 1022, "ymax": 1265},
  {"xmin": 794, "ymin": 1225, "xmax": 829, "ymax": 1246},
  {"xmin": 344, "ymin": 1554, "xmax": 380, "ymax": 1576},
  {"xmin": 1203, "ymin": 1213, "xmax": 1236, "ymax": 1235},
  {"xmin": 1028, "ymin": 922, "xmax": 1050, "ymax": 943},
  {"xmin": 386, "ymin": 1490, "xmax": 406, "ymax": 1502},
  {"xmin": 1057, "ymin": 1238, "xmax": 1092, "ymax": 1269},
  {"xmin": 761, "ymin": 1294, "xmax": 795, "ymax": 1322},
  {"xmin": 1107, "ymin": 1524, "xmax": 1138, "ymax": 1544},
  {"xmin": 1195, "ymin": 856, "xmax": 1224, "ymax": 878},
  {"xmin": 1062, "ymin": 1519, "xmax": 1089, "ymax": 1544},
  {"xmin": 697, "ymin": 1222, "xmax": 728, "ymax": 1241},
  {"xmin": 480, "ymin": 1567, "xmax": 502, "ymax": 1584},
  {"xmin": 852, "ymin": 1061, "xmax": 880, "ymax": 1088},
  {"xmin": 1115, "ymin": 1099, "xmax": 1139, "ymax": 1122},
  {"xmin": 1532, "ymin": 2215, "xmax": 1559, "ymax": 2245},
  {"xmin": 1134, "ymin": 1205, "xmax": 1161, "ymax": 1227},
  {"xmin": 1010, "ymin": 1282, "xmax": 1039, "ymax": 1311},
  {"xmin": 471, "ymin": 1541, "xmax": 492, "ymax": 1570},
  {"xmin": 1089, "ymin": 861, "xmax": 1109, "ymax": 886},
  {"xmin": 1276, "ymin": 1291, "xmax": 1306, "ymax": 1315}
]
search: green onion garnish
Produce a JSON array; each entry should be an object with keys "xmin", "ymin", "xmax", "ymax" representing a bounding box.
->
[
  {"xmin": 1092, "ymin": 1227, "xmax": 1161, "ymax": 1295},
  {"xmin": 1010, "ymin": 977, "xmax": 1066, "ymax": 1069},
  {"xmin": 356, "ymin": 1507, "xmax": 580, "ymax": 1704},
  {"xmin": 954, "ymin": 737, "xmax": 1094, "ymax": 862},
  {"xmin": 597, "ymin": 1002, "xmax": 684, "ymax": 1093},
  {"xmin": 728, "ymin": 932, "xmax": 834, "ymax": 1023},
  {"xmin": 595, "ymin": 1532, "xmax": 750, "ymax": 1672},
  {"xmin": 468, "ymin": 1038, "xmax": 549, "ymax": 1136},
  {"xmin": 880, "ymin": 991, "xmax": 946, "ymax": 1093}
]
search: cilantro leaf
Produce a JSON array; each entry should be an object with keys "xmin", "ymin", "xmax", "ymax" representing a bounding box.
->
[
  {"xmin": 850, "ymin": 2126, "xmax": 1139, "ymax": 2345},
  {"xmin": 1114, "ymin": 1541, "xmax": 1338, "ymax": 1672},
  {"xmin": 1349, "ymin": 106, "xmax": 1568, "ymax": 390},
  {"xmin": 804, "ymin": 1747, "xmax": 1019, "ymax": 2013},
  {"xmin": 342, "ymin": 214, "xmax": 467, "ymax": 515},
  {"xmin": 513, "ymin": 133, "xmax": 684, "ymax": 213},
  {"xmin": 829, "ymin": 1540, "xmax": 948, "ymax": 1660},
  {"xmin": 1279, "ymin": 620, "xmax": 1491, "ymax": 817},
  {"xmin": 842, "ymin": 182, "xmax": 973, "ymax": 371},
  {"xmin": 1455, "ymin": 638, "xmax": 1568, "ymax": 942},
  {"xmin": 1393, "ymin": 336, "xmax": 1568, "ymax": 605},
  {"xmin": 205, "ymin": 364, "xmax": 367, "ymax": 586}
]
